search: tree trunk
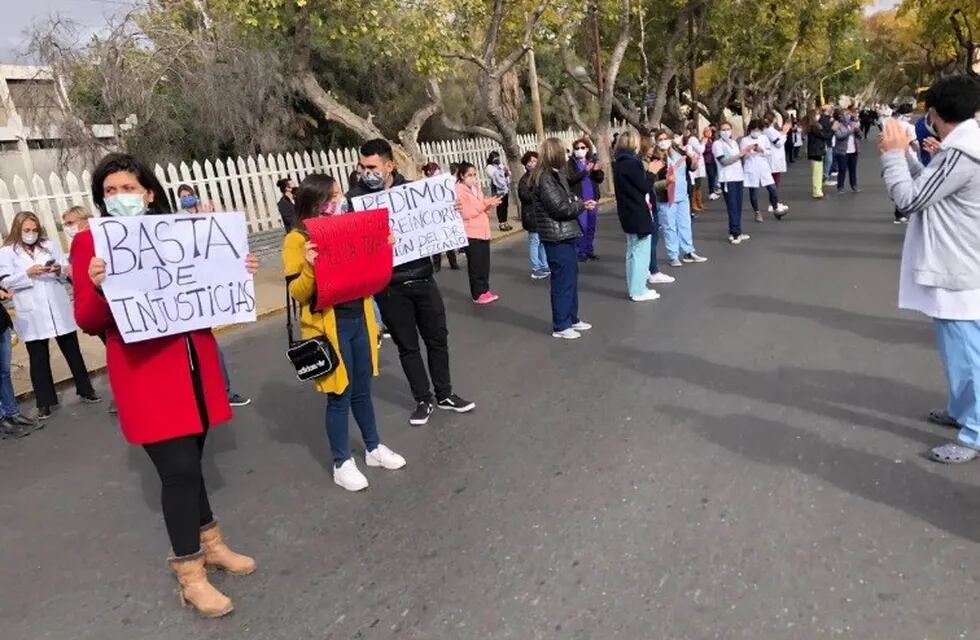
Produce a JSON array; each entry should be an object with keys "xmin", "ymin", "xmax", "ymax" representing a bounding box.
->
[{"xmin": 527, "ymin": 48, "xmax": 546, "ymax": 141}]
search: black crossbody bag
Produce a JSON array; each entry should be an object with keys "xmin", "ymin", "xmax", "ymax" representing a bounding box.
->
[{"xmin": 285, "ymin": 283, "xmax": 339, "ymax": 382}]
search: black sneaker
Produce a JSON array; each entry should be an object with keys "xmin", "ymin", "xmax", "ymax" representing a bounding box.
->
[
  {"xmin": 436, "ymin": 394, "xmax": 476, "ymax": 413},
  {"xmin": 1, "ymin": 417, "xmax": 31, "ymax": 439},
  {"xmin": 7, "ymin": 413, "xmax": 35, "ymax": 428},
  {"xmin": 409, "ymin": 401, "xmax": 434, "ymax": 426},
  {"xmin": 228, "ymin": 393, "xmax": 252, "ymax": 407},
  {"xmin": 79, "ymin": 393, "xmax": 101, "ymax": 404},
  {"xmin": 35, "ymin": 406, "xmax": 52, "ymax": 422}
]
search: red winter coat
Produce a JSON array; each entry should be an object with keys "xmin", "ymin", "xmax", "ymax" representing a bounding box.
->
[{"xmin": 71, "ymin": 229, "xmax": 232, "ymax": 445}]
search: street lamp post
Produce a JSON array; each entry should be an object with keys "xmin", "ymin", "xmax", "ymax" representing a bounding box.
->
[{"xmin": 819, "ymin": 58, "xmax": 862, "ymax": 105}]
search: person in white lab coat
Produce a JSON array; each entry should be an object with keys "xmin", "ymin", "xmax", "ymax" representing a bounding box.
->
[
  {"xmin": 685, "ymin": 122, "xmax": 707, "ymax": 213},
  {"xmin": 741, "ymin": 119, "xmax": 786, "ymax": 223},
  {"xmin": 712, "ymin": 122, "xmax": 755, "ymax": 244},
  {"xmin": 763, "ymin": 115, "xmax": 793, "ymax": 219},
  {"xmin": 0, "ymin": 211, "xmax": 99, "ymax": 419}
]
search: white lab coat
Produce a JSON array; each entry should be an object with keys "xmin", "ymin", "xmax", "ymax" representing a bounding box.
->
[
  {"xmin": 0, "ymin": 240, "xmax": 76, "ymax": 342},
  {"xmin": 712, "ymin": 138, "xmax": 745, "ymax": 183},
  {"xmin": 764, "ymin": 125, "xmax": 788, "ymax": 174},
  {"xmin": 739, "ymin": 135, "xmax": 775, "ymax": 188},
  {"xmin": 686, "ymin": 135, "xmax": 707, "ymax": 179}
]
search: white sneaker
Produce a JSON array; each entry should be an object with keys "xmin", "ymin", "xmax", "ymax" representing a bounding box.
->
[
  {"xmin": 631, "ymin": 290, "xmax": 661, "ymax": 302},
  {"xmin": 333, "ymin": 458, "xmax": 369, "ymax": 492},
  {"xmin": 552, "ymin": 328, "xmax": 581, "ymax": 340},
  {"xmin": 571, "ymin": 321, "xmax": 592, "ymax": 331},
  {"xmin": 648, "ymin": 272, "xmax": 675, "ymax": 284},
  {"xmin": 669, "ymin": 258, "xmax": 683, "ymax": 268},
  {"xmin": 739, "ymin": 234, "xmax": 751, "ymax": 242},
  {"xmin": 708, "ymin": 193, "xmax": 720, "ymax": 201},
  {"xmin": 366, "ymin": 444, "xmax": 406, "ymax": 470},
  {"xmin": 767, "ymin": 205, "xmax": 774, "ymax": 213},
  {"xmin": 683, "ymin": 252, "xmax": 707, "ymax": 263},
  {"xmin": 776, "ymin": 203, "xmax": 789, "ymax": 212}
]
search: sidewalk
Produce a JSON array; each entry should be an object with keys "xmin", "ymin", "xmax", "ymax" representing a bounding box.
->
[{"xmin": 11, "ymin": 223, "xmax": 529, "ymax": 399}]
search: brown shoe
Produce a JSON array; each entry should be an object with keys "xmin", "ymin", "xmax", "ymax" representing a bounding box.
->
[
  {"xmin": 692, "ymin": 190, "xmax": 704, "ymax": 212},
  {"xmin": 169, "ymin": 550, "xmax": 234, "ymax": 618},
  {"xmin": 201, "ymin": 521, "xmax": 256, "ymax": 576}
]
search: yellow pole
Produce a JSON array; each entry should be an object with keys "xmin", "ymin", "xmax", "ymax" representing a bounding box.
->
[{"xmin": 819, "ymin": 59, "xmax": 862, "ymax": 106}]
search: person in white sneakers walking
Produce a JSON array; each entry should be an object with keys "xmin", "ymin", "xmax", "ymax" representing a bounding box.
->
[{"xmin": 283, "ymin": 172, "xmax": 406, "ymax": 491}]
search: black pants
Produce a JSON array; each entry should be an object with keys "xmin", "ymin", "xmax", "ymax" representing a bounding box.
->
[
  {"xmin": 375, "ymin": 279, "xmax": 452, "ymax": 403},
  {"xmin": 25, "ymin": 331, "xmax": 95, "ymax": 409},
  {"xmin": 432, "ymin": 250, "xmax": 458, "ymax": 270},
  {"xmin": 143, "ymin": 430, "xmax": 213, "ymax": 557},
  {"xmin": 495, "ymin": 193, "xmax": 510, "ymax": 225},
  {"xmin": 835, "ymin": 153, "xmax": 859, "ymax": 191},
  {"xmin": 464, "ymin": 239, "xmax": 491, "ymax": 300}
]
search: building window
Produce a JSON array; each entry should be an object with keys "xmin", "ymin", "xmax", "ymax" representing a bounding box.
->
[{"xmin": 5, "ymin": 79, "xmax": 63, "ymax": 126}]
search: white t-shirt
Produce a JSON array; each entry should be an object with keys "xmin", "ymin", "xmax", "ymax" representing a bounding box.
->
[{"xmin": 712, "ymin": 138, "xmax": 744, "ymax": 183}]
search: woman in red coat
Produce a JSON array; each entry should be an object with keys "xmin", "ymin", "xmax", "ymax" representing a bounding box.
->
[{"xmin": 73, "ymin": 153, "xmax": 259, "ymax": 618}]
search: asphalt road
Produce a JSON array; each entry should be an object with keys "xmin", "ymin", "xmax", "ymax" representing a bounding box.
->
[{"xmin": 3, "ymin": 148, "xmax": 977, "ymax": 640}]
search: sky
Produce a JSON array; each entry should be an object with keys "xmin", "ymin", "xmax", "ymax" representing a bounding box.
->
[
  {"xmin": 1, "ymin": 0, "xmax": 905, "ymax": 65},
  {"xmin": 0, "ymin": 0, "xmax": 141, "ymax": 64}
]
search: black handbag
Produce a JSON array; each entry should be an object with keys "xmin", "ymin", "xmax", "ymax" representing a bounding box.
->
[{"xmin": 285, "ymin": 285, "xmax": 339, "ymax": 382}]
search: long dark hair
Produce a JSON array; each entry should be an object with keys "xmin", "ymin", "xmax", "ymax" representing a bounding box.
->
[
  {"xmin": 486, "ymin": 151, "xmax": 500, "ymax": 166},
  {"xmin": 293, "ymin": 173, "xmax": 338, "ymax": 233},
  {"xmin": 455, "ymin": 161, "xmax": 476, "ymax": 182},
  {"xmin": 91, "ymin": 153, "xmax": 172, "ymax": 216}
]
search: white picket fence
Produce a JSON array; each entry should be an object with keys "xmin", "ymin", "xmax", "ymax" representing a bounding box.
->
[{"xmin": 0, "ymin": 128, "xmax": 583, "ymax": 252}]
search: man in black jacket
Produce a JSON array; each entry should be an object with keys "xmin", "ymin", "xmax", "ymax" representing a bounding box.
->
[
  {"xmin": 346, "ymin": 139, "xmax": 475, "ymax": 426},
  {"xmin": 517, "ymin": 151, "xmax": 549, "ymax": 279}
]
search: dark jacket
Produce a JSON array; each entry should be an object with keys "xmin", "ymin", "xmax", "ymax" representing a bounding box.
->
[
  {"xmin": 532, "ymin": 168, "xmax": 585, "ymax": 243},
  {"xmin": 517, "ymin": 170, "xmax": 538, "ymax": 233},
  {"xmin": 0, "ymin": 283, "xmax": 11, "ymax": 334},
  {"xmin": 613, "ymin": 151, "xmax": 655, "ymax": 237},
  {"xmin": 566, "ymin": 159, "xmax": 605, "ymax": 200},
  {"xmin": 277, "ymin": 196, "xmax": 295, "ymax": 231},
  {"xmin": 819, "ymin": 113, "xmax": 833, "ymax": 147},
  {"xmin": 346, "ymin": 172, "xmax": 434, "ymax": 285},
  {"xmin": 806, "ymin": 123, "xmax": 829, "ymax": 160}
]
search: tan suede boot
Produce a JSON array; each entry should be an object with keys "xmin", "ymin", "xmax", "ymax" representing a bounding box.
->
[
  {"xmin": 169, "ymin": 551, "xmax": 234, "ymax": 618},
  {"xmin": 201, "ymin": 521, "xmax": 256, "ymax": 576},
  {"xmin": 692, "ymin": 189, "xmax": 704, "ymax": 212}
]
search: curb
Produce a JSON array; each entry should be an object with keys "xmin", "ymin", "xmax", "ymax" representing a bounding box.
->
[{"xmin": 15, "ymin": 224, "xmax": 532, "ymax": 402}]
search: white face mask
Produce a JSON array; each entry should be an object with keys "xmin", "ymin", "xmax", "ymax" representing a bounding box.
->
[
  {"xmin": 720, "ymin": 130, "xmax": 732, "ymax": 140},
  {"xmin": 105, "ymin": 193, "xmax": 147, "ymax": 217},
  {"xmin": 464, "ymin": 176, "xmax": 478, "ymax": 188},
  {"xmin": 64, "ymin": 224, "xmax": 79, "ymax": 239},
  {"xmin": 21, "ymin": 231, "xmax": 39, "ymax": 245},
  {"xmin": 573, "ymin": 148, "xmax": 588, "ymax": 159},
  {"xmin": 657, "ymin": 140, "xmax": 672, "ymax": 151},
  {"xmin": 750, "ymin": 131, "xmax": 761, "ymax": 139}
]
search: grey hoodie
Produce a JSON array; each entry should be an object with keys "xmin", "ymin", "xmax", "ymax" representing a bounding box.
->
[{"xmin": 883, "ymin": 118, "xmax": 980, "ymax": 291}]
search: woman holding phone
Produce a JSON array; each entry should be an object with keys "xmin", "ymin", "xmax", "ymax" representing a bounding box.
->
[{"xmin": 0, "ymin": 211, "xmax": 99, "ymax": 420}]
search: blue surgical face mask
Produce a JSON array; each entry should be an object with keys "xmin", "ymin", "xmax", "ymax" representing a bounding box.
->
[
  {"xmin": 105, "ymin": 193, "xmax": 147, "ymax": 217},
  {"xmin": 179, "ymin": 195, "xmax": 199, "ymax": 210}
]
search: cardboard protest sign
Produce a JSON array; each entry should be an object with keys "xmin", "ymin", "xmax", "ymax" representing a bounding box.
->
[
  {"xmin": 90, "ymin": 212, "xmax": 256, "ymax": 343},
  {"xmin": 349, "ymin": 174, "xmax": 468, "ymax": 266},
  {"xmin": 304, "ymin": 209, "xmax": 393, "ymax": 311}
]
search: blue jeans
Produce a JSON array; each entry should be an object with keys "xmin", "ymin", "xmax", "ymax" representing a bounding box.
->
[
  {"xmin": 823, "ymin": 145, "xmax": 833, "ymax": 179},
  {"xmin": 935, "ymin": 319, "xmax": 980, "ymax": 450},
  {"xmin": 625, "ymin": 234, "xmax": 652, "ymax": 298},
  {"xmin": 835, "ymin": 153, "xmax": 858, "ymax": 191},
  {"xmin": 372, "ymin": 297, "xmax": 385, "ymax": 330},
  {"xmin": 543, "ymin": 241, "xmax": 580, "ymax": 332},
  {"xmin": 527, "ymin": 232, "xmax": 549, "ymax": 272},
  {"xmin": 0, "ymin": 328, "xmax": 19, "ymax": 418},
  {"xmin": 748, "ymin": 185, "xmax": 779, "ymax": 212},
  {"xmin": 648, "ymin": 208, "xmax": 661, "ymax": 273},
  {"xmin": 706, "ymin": 161, "xmax": 719, "ymax": 193},
  {"xmin": 659, "ymin": 199, "xmax": 694, "ymax": 261},
  {"xmin": 722, "ymin": 181, "xmax": 744, "ymax": 237},
  {"xmin": 325, "ymin": 314, "xmax": 380, "ymax": 465}
]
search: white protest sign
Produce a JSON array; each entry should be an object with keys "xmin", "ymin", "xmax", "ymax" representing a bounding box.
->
[
  {"xmin": 349, "ymin": 174, "xmax": 468, "ymax": 266},
  {"xmin": 90, "ymin": 212, "xmax": 256, "ymax": 343}
]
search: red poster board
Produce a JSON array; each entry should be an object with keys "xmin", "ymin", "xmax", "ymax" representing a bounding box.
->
[{"xmin": 304, "ymin": 209, "xmax": 393, "ymax": 312}]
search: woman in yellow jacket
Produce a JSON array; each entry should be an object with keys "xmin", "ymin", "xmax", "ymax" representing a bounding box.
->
[{"xmin": 282, "ymin": 173, "xmax": 406, "ymax": 492}]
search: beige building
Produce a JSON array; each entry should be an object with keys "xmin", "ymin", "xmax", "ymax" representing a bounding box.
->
[{"xmin": 0, "ymin": 64, "xmax": 113, "ymax": 181}]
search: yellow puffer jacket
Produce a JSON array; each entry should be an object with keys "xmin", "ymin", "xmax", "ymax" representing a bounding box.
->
[{"xmin": 282, "ymin": 230, "xmax": 380, "ymax": 395}]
